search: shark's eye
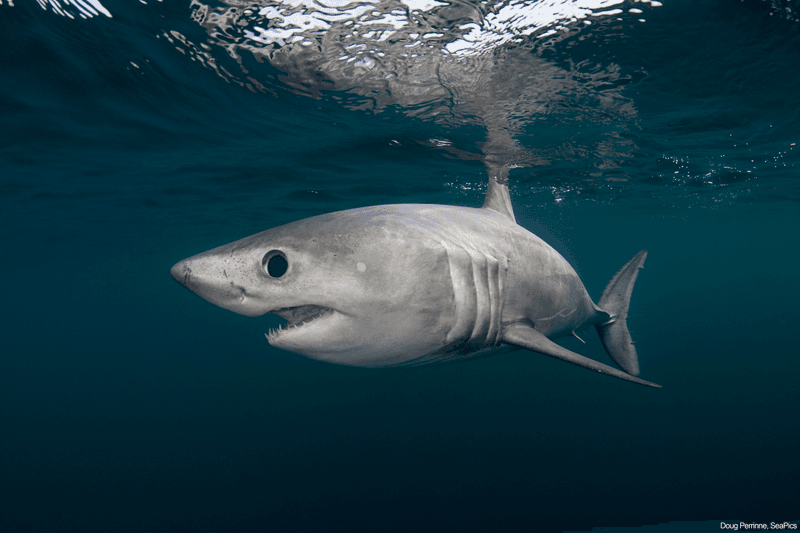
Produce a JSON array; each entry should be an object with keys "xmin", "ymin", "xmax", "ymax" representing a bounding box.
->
[{"xmin": 263, "ymin": 250, "xmax": 288, "ymax": 278}]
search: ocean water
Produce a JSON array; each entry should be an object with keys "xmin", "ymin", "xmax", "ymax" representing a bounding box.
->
[{"xmin": 1, "ymin": 0, "xmax": 798, "ymax": 531}]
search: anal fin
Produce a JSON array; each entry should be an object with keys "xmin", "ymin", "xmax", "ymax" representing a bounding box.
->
[{"xmin": 502, "ymin": 324, "xmax": 661, "ymax": 388}]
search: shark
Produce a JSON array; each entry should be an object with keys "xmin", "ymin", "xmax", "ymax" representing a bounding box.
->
[{"xmin": 170, "ymin": 172, "xmax": 660, "ymax": 388}]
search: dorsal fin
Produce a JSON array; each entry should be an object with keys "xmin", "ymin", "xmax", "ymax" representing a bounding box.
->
[{"xmin": 481, "ymin": 165, "xmax": 516, "ymax": 223}]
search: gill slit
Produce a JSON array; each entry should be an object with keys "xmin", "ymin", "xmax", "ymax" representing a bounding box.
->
[{"xmin": 441, "ymin": 240, "xmax": 508, "ymax": 346}]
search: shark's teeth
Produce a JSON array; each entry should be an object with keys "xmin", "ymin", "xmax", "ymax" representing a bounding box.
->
[
  {"xmin": 265, "ymin": 305, "xmax": 335, "ymax": 341},
  {"xmin": 264, "ymin": 313, "xmax": 327, "ymax": 341}
]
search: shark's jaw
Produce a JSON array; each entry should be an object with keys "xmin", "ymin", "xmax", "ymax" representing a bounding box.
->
[{"xmin": 265, "ymin": 305, "xmax": 341, "ymax": 347}]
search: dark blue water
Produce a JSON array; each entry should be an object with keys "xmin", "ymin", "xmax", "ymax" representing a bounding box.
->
[{"xmin": 1, "ymin": 0, "xmax": 798, "ymax": 531}]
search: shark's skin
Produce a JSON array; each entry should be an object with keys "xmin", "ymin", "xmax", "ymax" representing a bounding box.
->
[{"xmin": 171, "ymin": 177, "xmax": 659, "ymax": 388}]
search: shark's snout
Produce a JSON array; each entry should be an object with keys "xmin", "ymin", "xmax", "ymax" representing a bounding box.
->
[
  {"xmin": 170, "ymin": 259, "xmax": 191, "ymax": 286},
  {"xmin": 170, "ymin": 255, "xmax": 267, "ymax": 317},
  {"xmin": 170, "ymin": 257, "xmax": 211, "ymax": 297}
]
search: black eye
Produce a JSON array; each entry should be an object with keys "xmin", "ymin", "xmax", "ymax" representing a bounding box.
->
[{"xmin": 262, "ymin": 250, "xmax": 288, "ymax": 278}]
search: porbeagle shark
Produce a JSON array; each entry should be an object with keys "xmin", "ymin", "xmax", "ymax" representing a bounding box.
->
[{"xmin": 171, "ymin": 175, "xmax": 659, "ymax": 388}]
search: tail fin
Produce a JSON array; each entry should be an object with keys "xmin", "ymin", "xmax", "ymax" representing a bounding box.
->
[{"xmin": 595, "ymin": 250, "xmax": 648, "ymax": 376}]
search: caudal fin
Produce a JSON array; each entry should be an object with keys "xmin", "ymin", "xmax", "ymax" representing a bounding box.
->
[{"xmin": 595, "ymin": 250, "xmax": 647, "ymax": 376}]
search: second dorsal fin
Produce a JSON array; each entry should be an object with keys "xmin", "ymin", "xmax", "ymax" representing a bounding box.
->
[{"xmin": 482, "ymin": 165, "xmax": 516, "ymax": 223}]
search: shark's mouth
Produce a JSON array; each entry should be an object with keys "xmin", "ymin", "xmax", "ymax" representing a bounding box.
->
[{"xmin": 266, "ymin": 305, "xmax": 335, "ymax": 339}]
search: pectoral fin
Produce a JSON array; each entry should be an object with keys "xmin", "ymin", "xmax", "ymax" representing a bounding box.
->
[{"xmin": 502, "ymin": 324, "xmax": 661, "ymax": 388}]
